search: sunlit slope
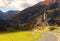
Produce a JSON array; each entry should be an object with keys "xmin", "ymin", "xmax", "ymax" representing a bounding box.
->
[{"xmin": 0, "ymin": 31, "xmax": 42, "ymax": 41}]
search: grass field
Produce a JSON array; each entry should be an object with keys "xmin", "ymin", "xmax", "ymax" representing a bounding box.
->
[{"xmin": 0, "ymin": 31, "xmax": 42, "ymax": 41}]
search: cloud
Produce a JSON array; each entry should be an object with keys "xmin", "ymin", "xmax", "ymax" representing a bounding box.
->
[
  {"xmin": 0, "ymin": 0, "xmax": 44, "ymax": 11},
  {"xmin": 9, "ymin": 0, "xmax": 39, "ymax": 10}
]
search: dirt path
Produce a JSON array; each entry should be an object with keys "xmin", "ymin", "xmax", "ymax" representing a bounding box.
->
[{"xmin": 36, "ymin": 32, "xmax": 58, "ymax": 41}]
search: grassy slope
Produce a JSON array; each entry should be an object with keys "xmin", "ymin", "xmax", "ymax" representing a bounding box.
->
[{"xmin": 0, "ymin": 31, "xmax": 42, "ymax": 41}]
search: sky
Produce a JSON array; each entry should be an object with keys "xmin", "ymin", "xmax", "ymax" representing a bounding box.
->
[{"xmin": 0, "ymin": 0, "xmax": 44, "ymax": 12}]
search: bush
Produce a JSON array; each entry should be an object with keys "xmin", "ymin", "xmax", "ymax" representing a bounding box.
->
[{"xmin": 49, "ymin": 26, "xmax": 57, "ymax": 31}]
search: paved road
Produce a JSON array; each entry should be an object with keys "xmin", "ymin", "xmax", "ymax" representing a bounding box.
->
[
  {"xmin": 36, "ymin": 32, "xmax": 58, "ymax": 41},
  {"xmin": 48, "ymin": 31, "xmax": 60, "ymax": 41}
]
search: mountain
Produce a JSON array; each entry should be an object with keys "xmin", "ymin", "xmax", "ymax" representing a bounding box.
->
[
  {"xmin": 0, "ymin": 19, "xmax": 12, "ymax": 31},
  {"xmin": 0, "ymin": 10, "xmax": 20, "ymax": 30},
  {"xmin": 0, "ymin": 10, "xmax": 19, "ymax": 20},
  {"xmin": 0, "ymin": 11, "xmax": 4, "ymax": 19},
  {"xmin": 3, "ymin": 10, "xmax": 19, "ymax": 20},
  {"xmin": 0, "ymin": 0, "xmax": 60, "ymax": 31},
  {"xmin": 6, "ymin": 0, "xmax": 60, "ymax": 25},
  {"xmin": 0, "ymin": 11, "xmax": 3, "ymax": 15},
  {"xmin": 0, "ymin": 10, "xmax": 20, "ymax": 28},
  {"xmin": 7, "ymin": 1, "xmax": 46, "ymax": 24}
]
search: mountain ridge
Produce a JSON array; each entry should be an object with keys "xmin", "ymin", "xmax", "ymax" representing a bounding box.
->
[
  {"xmin": 0, "ymin": 0, "xmax": 60, "ymax": 31},
  {"xmin": 6, "ymin": 0, "xmax": 60, "ymax": 25},
  {"xmin": 0, "ymin": 10, "xmax": 19, "ymax": 20}
]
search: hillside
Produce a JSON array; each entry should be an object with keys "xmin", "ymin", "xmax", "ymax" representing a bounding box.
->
[
  {"xmin": 0, "ymin": 10, "xmax": 19, "ymax": 20},
  {"xmin": 0, "ymin": 11, "xmax": 4, "ymax": 19},
  {"xmin": 6, "ymin": 1, "xmax": 48, "ymax": 24},
  {"xmin": 0, "ymin": 0, "xmax": 59, "ymax": 31},
  {"xmin": 3, "ymin": 10, "xmax": 19, "ymax": 20},
  {"xmin": 6, "ymin": 0, "xmax": 60, "ymax": 26}
]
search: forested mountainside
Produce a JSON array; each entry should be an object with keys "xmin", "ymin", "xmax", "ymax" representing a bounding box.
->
[
  {"xmin": 0, "ymin": 10, "xmax": 19, "ymax": 20},
  {"xmin": 7, "ymin": 0, "xmax": 60, "ymax": 25},
  {"xmin": 0, "ymin": 0, "xmax": 60, "ymax": 31},
  {"xmin": 0, "ymin": 11, "xmax": 4, "ymax": 19}
]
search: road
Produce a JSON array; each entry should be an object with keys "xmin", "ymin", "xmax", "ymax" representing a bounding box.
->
[{"xmin": 36, "ymin": 32, "xmax": 58, "ymax": 41}]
